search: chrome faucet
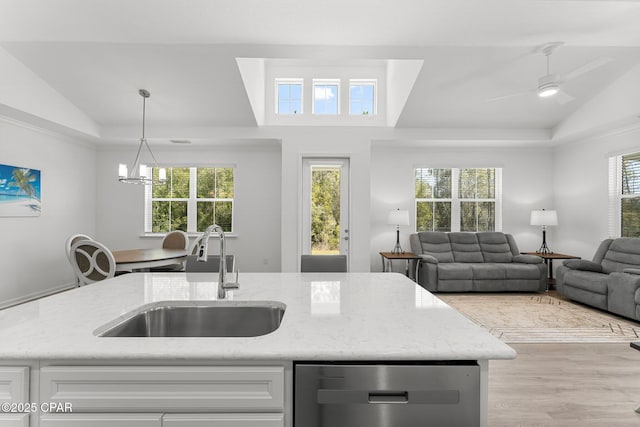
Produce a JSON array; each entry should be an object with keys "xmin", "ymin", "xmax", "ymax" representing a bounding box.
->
[{"xmin": 196, "ymin": 224, "xmax": 239, "ymax": 299}]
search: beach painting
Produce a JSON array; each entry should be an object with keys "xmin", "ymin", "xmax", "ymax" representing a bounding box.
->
[{"xmin": 0, "ymin": 163, "xmax": 41, "ymax": 217}]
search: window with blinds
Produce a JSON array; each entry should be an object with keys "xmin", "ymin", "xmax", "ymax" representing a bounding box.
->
[
  {"xmin": 145, "ymin": 167, "xmax": 234, "ymax": 233},
  {"xmin": 610, "ymin": 152, "xmax": 640, "ymax": 237},
  {"xmin": 415, "ymin": 167, "xmax": 502, "ymax": 232}
]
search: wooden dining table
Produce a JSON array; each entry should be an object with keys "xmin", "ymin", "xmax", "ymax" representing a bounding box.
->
[{"xmin": 112, "ymin": 248, "xmax": 189, "ymax": 272}]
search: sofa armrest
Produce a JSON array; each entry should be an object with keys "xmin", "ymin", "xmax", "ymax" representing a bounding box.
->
[
  {"xmin": 512, "ymin": 254, "xmax": 543, "ymax": 264},
  {"xmin": 418, "ymin": 254, "xmax": 438, "ymax": 264},
  {"xmin": 607, "ymin": 272, "xmax": 640, "ymax": 320},
  {"xmin": 563, "ymin": 259, "xmax": 603, "ymax": 272},
  {"xmin": 623, "ymin": 268, "xmax": 640, "ymax": 275}
]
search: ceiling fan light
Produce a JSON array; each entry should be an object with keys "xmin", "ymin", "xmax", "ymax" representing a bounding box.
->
[{"xmin": 537, "ymin": 82, "xmax": 559, "ymax": 98}]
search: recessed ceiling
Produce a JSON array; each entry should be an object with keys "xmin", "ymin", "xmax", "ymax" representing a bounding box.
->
[{"xmin": 1, "ymin": 0, "xmax": 640, "ymax": 140}]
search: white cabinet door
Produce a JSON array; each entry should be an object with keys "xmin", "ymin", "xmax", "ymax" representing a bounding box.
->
[
  {"xmin": 0, "ymin": 414, "xmax": 29, "ymax": 427},
  {"xmin": 40, "ymin": 413, "xmax": 162, "ymax": 427},
  {"xmin": 40, "ymin": 366, "xmax": 284, "ymax": 412},
  {"xmin": 162, "ymin": 413, "xmax": 284, "ymax": 427}
]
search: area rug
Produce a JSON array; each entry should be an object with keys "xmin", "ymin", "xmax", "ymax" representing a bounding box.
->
[{"xmin": 438, "ymin": 293, "xmax": 640, "ymax": 343}]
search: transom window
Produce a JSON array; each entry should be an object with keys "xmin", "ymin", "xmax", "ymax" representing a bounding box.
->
[
  {"xmin": 415, "ymin": 167, "xmax": 502, "ymax": 232},
  {"xmin": 349, "ymin": 79, "xmax": 376, "ymax": 115},
  {"xmin": 609, "ymin": 152, "xmax": 640, "ymax": 237},
  {"xmin": 313, "ymin": 79, "xmax": 340, "ymax": 115},
  {"xmin": 145, "ymin": 167, "xmax": 234, "ymax": 233},
  {"xmin": 276, "ymin": 79, "xmax": 303, "ymax": 114}
]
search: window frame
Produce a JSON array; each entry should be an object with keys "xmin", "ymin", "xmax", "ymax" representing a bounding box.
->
[
  {"xmin": 275, "ymin": 78, "xmax": 304, "ymax": 115},
  {"xmin": 312, "ymin": 78, "xmax": 341, "ymax": 115},
  {"xmin": 414, "ymin": 167, "xmax": 502, "ymax": 233},
  {"xmin": 609, "ymin": 152, "xmax": 640, "ymax": 238},
  {"xmin": 144, "ymin": 166, "xmax": 235, "ymax": 234},
  {"xmin": 349, "ymin": 79, "xmax": 377, "ymax": 116}
]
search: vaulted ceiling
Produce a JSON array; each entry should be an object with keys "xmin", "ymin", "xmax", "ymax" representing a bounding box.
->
[{"xmin": 1, "ymin": 0, "xmax": 640, "ymax": 142}]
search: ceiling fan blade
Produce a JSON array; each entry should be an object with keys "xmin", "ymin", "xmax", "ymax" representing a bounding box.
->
[
  {"xmin": 554, "ymin": 90, "xmax": 574, "ymax": 105},
  {"xmin": 562, "ymin": 57, "xmax": 612, "ymax": 81},
  {"xmin": 485, "ymin": 90, "xmax": 532, "ymax": 103}
]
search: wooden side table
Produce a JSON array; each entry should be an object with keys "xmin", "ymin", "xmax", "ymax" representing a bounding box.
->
[
  {"xmin": 380, "ymin": 252, "xmax": 421, "ymax": 281},
  {"xmin": 521, "ymin": 252, "xmax": 581, "ymax": 291}
]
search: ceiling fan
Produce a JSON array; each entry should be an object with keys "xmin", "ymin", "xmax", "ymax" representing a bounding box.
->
[{"xmin": 486, "ymin": 41, "xmax": 612, "ymax": 105}]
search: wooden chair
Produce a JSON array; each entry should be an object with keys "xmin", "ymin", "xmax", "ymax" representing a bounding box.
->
[
  {"xmin": 151, "ymin": 230, "xmax": 189, "ymax": 271},
  {"xmin": 65, "ymin": 233, "xmax": 93, "ymax": 286},
  {"xmin": 300, "ymin": 255, "xmax": 348, "ymax": 272},
  {"xmin": 69, "ymin": 240, "xmax": 116, "ymax": 286}
]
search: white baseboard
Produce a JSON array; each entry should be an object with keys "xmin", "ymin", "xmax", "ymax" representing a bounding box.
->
[{"xmin": 0, "ymin": 283, "xmax": 76, "ymax": 310}]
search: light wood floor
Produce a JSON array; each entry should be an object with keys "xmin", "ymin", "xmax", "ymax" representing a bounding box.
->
[{"xmin": 489, "ymin": 343, "xmax": 640, "ymax": 426}]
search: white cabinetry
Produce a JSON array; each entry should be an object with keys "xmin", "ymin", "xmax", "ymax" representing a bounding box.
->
[
  {"xmin": 163, "ymin": 413, "xmax": 284, "ymax": 427},
  {"xmin": 39, "ymin": 413, "xmax": 162, "ymax": 427},
  {"xmin": 39, "ymin": 365, "xmax": 286, "ymax": 427},
  {"xmin": 0, "ymin": 367, "xmax": 29, "ymax": 427}
]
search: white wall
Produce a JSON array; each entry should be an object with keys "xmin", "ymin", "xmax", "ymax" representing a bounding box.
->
[
  {"xmin": 554, "ymin": 127, "xmax": 640, "ymax": 259},
  {"xmin": 370, "ymin": 144, "xmax": 555, "ymax": 271},
  {"xmin": 280, "ymin": 129, "xmax": 371, "ymax": 272},
  {"xmin": 0, "ymin": 119, "xmax": 96, "ymax": 308},
  {"xmin": 95, "ymin": 142, "xmax": 282, "ymax": 272}
]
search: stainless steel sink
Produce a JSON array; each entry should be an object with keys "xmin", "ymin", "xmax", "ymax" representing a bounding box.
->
[{"xmin": 96, "ymin": 301, "xmax": 286, "ymax": 337}]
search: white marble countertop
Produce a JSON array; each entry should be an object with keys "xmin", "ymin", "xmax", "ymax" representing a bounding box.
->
[{"xmin": 0, "ymin": 272, "xmax": 515, "ymax": 361}]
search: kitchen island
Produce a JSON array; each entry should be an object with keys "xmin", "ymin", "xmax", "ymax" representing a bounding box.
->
[{"xmin": 0, "ymin": 272, "xmax": 515, "ymax": 427}]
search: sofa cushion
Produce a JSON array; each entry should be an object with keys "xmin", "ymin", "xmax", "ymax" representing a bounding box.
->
[
  {"xmin": 417, "ymin": 232, "xmax": 454, "ymax": 263},
  {"xmin": 477, "ymin": 232, "xmax": 513, "ymax": 263},
  {"xmin": 635, "ymin": 288, "xmax": 640, "ymax": 305},
  {"xmin": 449, "ymin": 232, "xmax": 484, "ymax": 263},
  {"xmin": 601, "ymin": 237, "xmax": 640, "ymax": 274},
  {"xmin": 564, "ymin": 259, "xmax": 603, "ymax": 272},
  {"xmin": 470, "ymin": 263, "xmax": 506, "ymax": 280},
  {"xmin": 563, "ymin": 270, "xmax": 609, "ymax": 295},
  {"xmin": 504, "ymin": 263, "xmax": 545, "ymax": 280},
  {"xmin": 437, "ymin": 263, "xmax": 473, "ymax": 280}
]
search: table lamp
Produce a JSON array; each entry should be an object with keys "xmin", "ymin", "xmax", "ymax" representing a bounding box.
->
[
  {"xmin": 388, "ymin": 209, "xmax": 410, "ymax": 254},
  {"xmin": 530, "ymin": 209, "xmax": 558, "ymax": 254}
]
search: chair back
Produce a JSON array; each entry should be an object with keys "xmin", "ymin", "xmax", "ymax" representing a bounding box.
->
[
  {"xmin": 162, "ymin": 230, "xmax": 189, "ymax": 250},
  {"xmin": 70, "ymin": 240, "xmax": 116, "ymax": 286},
  {"xmin": 184, "ymin": 255, "xmax": 235, "ymax": 272},
  {"xmin": 301, "ymin": 255, "xmax": 348, "ymax": 272},
  {"xmin": 65, "ymin": 233, "xmax": 93, "ymax": 262}
]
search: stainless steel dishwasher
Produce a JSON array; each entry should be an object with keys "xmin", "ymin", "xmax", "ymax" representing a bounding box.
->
[{"xmin": 294, "ymin": 362, "xmax": 480, "ymax": 427}]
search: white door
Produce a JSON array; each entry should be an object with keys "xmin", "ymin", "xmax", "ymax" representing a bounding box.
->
[
  {"xmin": 39, "ymin": 413, "xmax": 162, "ymax": 427},
  {"xmin": 301, "ymin": 158, "xmax": 350, "ymax": 262}
]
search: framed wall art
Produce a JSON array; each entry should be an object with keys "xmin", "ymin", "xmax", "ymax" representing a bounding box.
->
[{"xmin": 0, "ymin": 163, "xmax": 41, "ymax": 217}]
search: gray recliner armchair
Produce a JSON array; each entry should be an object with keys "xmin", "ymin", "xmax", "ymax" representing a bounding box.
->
[{"xmin": 556, "ymin": 237, "xmax": 640, "ymax": 321}]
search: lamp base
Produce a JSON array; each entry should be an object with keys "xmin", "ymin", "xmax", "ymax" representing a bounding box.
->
[
  {"xmin": 391, "ymin": 243, "xmax": 405, "ymax": 254},
  {"xmin": 536, "ymin": 228, "xmax": 553, "ymax": 254}
]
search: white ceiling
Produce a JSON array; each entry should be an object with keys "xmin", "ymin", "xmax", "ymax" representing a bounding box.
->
[{"xmin": 1, "ymin": 0, "xmax": 640, "ymax": 136}]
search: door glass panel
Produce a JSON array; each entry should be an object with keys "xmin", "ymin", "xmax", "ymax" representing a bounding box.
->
[{"xmin": 311, "ymin": 166, "xmax": 341, "ymax": 255}]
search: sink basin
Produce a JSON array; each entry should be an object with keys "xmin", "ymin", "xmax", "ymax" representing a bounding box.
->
[{"xmin": 96, "ymin": 301, "xmax": 286, "ymax": 337}]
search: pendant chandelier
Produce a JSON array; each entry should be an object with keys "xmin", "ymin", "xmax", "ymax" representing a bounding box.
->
[{"xmin": 118, "ymin": 89, "xmax": 166, "ymax": 185}]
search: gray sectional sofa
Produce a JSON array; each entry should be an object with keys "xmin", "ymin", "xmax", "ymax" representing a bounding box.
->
[
  {"xmin": 410, "ymin": 231, "xmax": 547, "ymax": 292},
  {"xmin": 556, "ymin": 237, "xmax": 640, "ymax": 321}
]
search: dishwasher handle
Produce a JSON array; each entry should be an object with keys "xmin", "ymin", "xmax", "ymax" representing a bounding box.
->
[{"xmin": 317, "ymin": 389, "xmax": 459, "ymax": 405}]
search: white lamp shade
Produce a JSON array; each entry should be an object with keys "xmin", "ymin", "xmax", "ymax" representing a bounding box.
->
[
  {"xmin": 388, "ymin": 209, "xmax": 410, "ymax": 226},
  {"xmin": 530, "ymin": 209, "xmax": 558, "ymax": 226}
]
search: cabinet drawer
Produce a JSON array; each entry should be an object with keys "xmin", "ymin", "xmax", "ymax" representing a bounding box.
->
[
  {"xmin": 0, "ymin": 367, "xmax": 29, "ymax": 402},
  {"xmin": 40, "ymin": 366, "xmax": 284, "ymax": 412},
  {"xmin": 40, "ymin": 413, "xmax": 162, "ymax": 427},
  {"xmin": 163, "ymin": 413, "xmax": 284, "ymax": 427},
  {"xmin": 0, "ymin": 414, "xmax": 29, "ymax": 427}
]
